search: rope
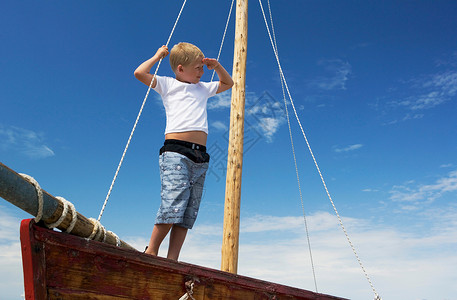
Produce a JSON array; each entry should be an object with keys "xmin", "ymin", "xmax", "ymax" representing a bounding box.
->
[
  {"xmin": 89, "ymin": 219, "xmax": 121, "ymax": 246},
  {"xmin": 59, "ymin": 196, "xmax": 78, "ymax": 233},
  {"xmin": 178, "ymin": 279, "xmax": 196, "ymax": 300},
  {"xmin": 19, "ymin": 174, "xmax": 78, "ymax": 232},
  {"xmin": 108, "ymin": 230, "xmax": 121, "ymax": 247},
  {"xmin": 210, "ymin": 0, "xmax": 235, "ymax": 82},
  {"xmin": 47, "ymin": 196, "xmax": 77, "ymax": 231},
  {"xmin": 88, "ymin": 218, "xmax": 107, "ymax": 242},
  {"xmin": 20, "ymin": 174, "xmax": 44, "ymax": 223},
  {"xmin": 257, "ymin": 1, "xmax": 381, "ymax": 299},
  {"xmin": 264, "ymin": 0, "xmax": 318, "ymax": 292},
  {"xmin": 18, "ymin": 173, "xmax": 123, "ymax": 247},
  {"xmin": 98, "ymin": 0, "xmax": 188, "ymax": 222}
]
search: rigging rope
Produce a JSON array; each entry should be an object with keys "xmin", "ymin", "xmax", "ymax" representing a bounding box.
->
[
  {"xmin": 257, "ymin": 1, "xmax": 381, "ymax": 299},
  {"xmin": 98, "ymin": 0, "xmax": 188, "ymax": 222},
  {"xmin": 211, "ymin": 0, "xmax": 235, "ymax": 82},
  {"xmin": 264, "ymin": 0, "xmax": 318, "ymax": 293}
]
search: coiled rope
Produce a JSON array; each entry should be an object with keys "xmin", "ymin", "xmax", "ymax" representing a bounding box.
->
[
  {"xmin": 257, "ymin": 1, "xmax": 381, "ymax": 299},
  {"xmin": 20, "ymin": 173, "xmax": 121, "ymax": 246},
  {"xmin": 50, "ymin": 196, "xmax": 77, "ymax": 233},
  {"xmin": 20, "ymin": 174, "xmax": 77, "ymax": 233},
  {"xmin": 98, "ymin": 0, "xmax": 189, "ymax": 222},
  {"xmin": 20, "ymin": 173, "xmax": 44, "ymax": 223}
]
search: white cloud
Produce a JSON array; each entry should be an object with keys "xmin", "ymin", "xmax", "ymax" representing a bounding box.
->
[
  {"xmin": 245, "ymin": 92, "xmax": 286, "ymax": 143},
  {"xmin": 0, "ymin": 208, "xmax": 25, "ymax": 299},
  {"xmin": 256, "ymin": 117, "xmax": 282, "ymax": 142},
  {"xmin": 207, "ymin": 92, "xmax": 232, "ymax": 110},
  {"xmin": 333, "ymin": 143, "xmax": 363, "ymax": 153},
  {"xmin": 378, "ymin": 54, "xmax": 457, "ymax": 124},
  {"xmin": 440, "ymin": 163, "xmax": 453, "ymax": 168},
  {"xmin": 424, "ymin": 70, "xmax": 457, "ymax": 97},
  {"xmin": 401, "ymin": 113, "xmax": 424, "ymax": 121},
  {"xmin": 241, "ymin": 214, "xmax": 303, "ymax": 233},
  {"xmin": 389, "ymin": 169, "xmax": 457, "ymax": 210},
  {"xmin": 362, "ymin": 188, "xmax": 379, "ymax": 192},
  {"xmin": 208, "ymin": 90, "xmax": 288, "ymax": 143},
  {"xmin": 388, "ymin": 70, "xmax": 457, "ymax": 113},
  {"xmin": 308, "ymin": 59, "xmax": 352, "ymax": 90},
  {"xmin": 210, "ymin": 120, "xmax": 228, "ymax": 132},
  {"xmin": 434, "ymin": 51, "xmax": 457, "ymax": 68},
  {"xmin": 0, "ymin": 125, "xmax": 55, "ymax": 159},
  {"xmin": 423, "ymin": 170, "xmax": 457, "ymax": 193}
]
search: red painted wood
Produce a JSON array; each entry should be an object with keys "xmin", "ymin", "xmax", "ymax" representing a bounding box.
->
[
  {"xmin": 20, "ymin": 219, "xmax": 47, "ymax": 300},
  {"xmin": 20, "ymin": 219, "xmax": 348, "ymax": 300}
]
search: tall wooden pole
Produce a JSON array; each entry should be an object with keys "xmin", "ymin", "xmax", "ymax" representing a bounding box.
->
[{"xmin": 221, "ymin": 0, "xmax": 248, "ymax": 274}]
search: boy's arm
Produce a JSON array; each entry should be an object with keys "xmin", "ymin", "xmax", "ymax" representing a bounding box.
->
[
  {"xmin": 203, "ymin": 58, "xmax": 234, "ymax": 94},
  {"xmin": 134, "ymin": 46, "xmax": 169, "ymax": 88}
]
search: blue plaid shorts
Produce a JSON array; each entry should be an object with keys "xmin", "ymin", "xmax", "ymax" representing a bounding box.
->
[{"xmin": 156, "ymin": 150, "xmax": 209, "ymax": 229}]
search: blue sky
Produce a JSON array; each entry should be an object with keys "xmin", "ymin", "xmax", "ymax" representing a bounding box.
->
[{"xmin": 1, "ymin": 1, "xmax": 457, "ymax": 299}]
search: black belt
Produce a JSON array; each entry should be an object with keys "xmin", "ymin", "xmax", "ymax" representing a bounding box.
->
[
  {"xmin": 163, "ymin": 139, "xmax": 206, "ymax": 152},
  {"xmin": 160, "ymin": 139, "xmax": 210, "ymax": 163}
]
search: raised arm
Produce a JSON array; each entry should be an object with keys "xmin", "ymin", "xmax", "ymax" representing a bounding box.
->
[
  {"xmin": 134, "ymin": 46, "xmax": 169, "ymax": 88},
  {"xmin": 202, "ymin": 58, "xmax": 234, "ymax": 94}
]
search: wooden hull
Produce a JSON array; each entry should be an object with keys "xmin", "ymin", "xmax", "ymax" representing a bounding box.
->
[{"xmin": 20, "ymin": 219, "xmax": 347, "ymax": 300}]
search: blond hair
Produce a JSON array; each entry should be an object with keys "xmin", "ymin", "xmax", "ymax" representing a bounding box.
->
[{"xmin": 169, "ymin": 42, "xmax": 204, "ymax": 72}]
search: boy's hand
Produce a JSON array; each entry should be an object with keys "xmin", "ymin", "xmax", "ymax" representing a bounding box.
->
[
  {"xmin": 155, "ymin": 45, "xmax": 169, "ymax": 59},
  {"xmin": 202, "ymin": 58, "xmax": 220, "ymax": 70},
  {"xmin": 134, "ymin": 45, "xmax": 169, "ymax": 87},
  {"xmin": 202, "ymin": 58, "xmax": 234, "ymax": 94}
]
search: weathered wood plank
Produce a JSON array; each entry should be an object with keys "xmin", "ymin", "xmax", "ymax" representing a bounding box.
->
[
  {"xmin": 21, "ymin": 219, "xmax": 347, "ymax": 300},
  {"xmin": 48, "ymin": 288, "xmax": 133, "ymax": 300}
]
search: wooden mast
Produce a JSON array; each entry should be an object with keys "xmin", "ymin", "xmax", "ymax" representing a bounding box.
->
[{"xmin": 221, "ymin": 0, "xmax": 248, "ymax": 274}]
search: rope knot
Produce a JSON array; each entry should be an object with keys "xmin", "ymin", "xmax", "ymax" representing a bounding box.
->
[{"xmin": 179, "ymin": 278, "xmax": 198, "ymax": 300}]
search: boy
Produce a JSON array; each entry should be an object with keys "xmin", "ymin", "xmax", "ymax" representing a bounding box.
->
[{"xmin": 134, "ymin": 42, "xmax": 233, "ymax": 260}]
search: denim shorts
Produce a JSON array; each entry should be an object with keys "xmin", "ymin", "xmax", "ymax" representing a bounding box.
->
[{"xmin": 156, "ymin": 149, "xmax": 209, "ymax": 229}]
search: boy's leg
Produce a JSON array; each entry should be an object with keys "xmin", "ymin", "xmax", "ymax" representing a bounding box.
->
[
  {"xmin": 145, "ymin": 224, "xmax": 173, "ymax": 256},
  {"xmin": 167, "ymin": 225, "xmax": 188, "ymax": 260}
]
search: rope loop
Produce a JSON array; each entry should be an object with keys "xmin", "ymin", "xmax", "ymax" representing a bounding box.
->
[
  {"xmin": 19, "ymin": 174, "xmax": 78, "ymax": 232},
  {"xmin": 60, "ymin": 196, "xmax": 78, "ymax": 233},
  {"xmin": 20, "ymin": 173, "xmax": 44, "ymax": 223},
  {"xmin": 88, "ymin": 218, "xmax": 107, "ymax": 242},
  {"xmin": 47, "ymin": 196, "xmax": 77, "ymax": 230}
]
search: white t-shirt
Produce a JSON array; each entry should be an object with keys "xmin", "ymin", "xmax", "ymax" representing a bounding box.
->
[{"xmin": 153, "ymin": 76, "xmax": 219, "ymax": 135}]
